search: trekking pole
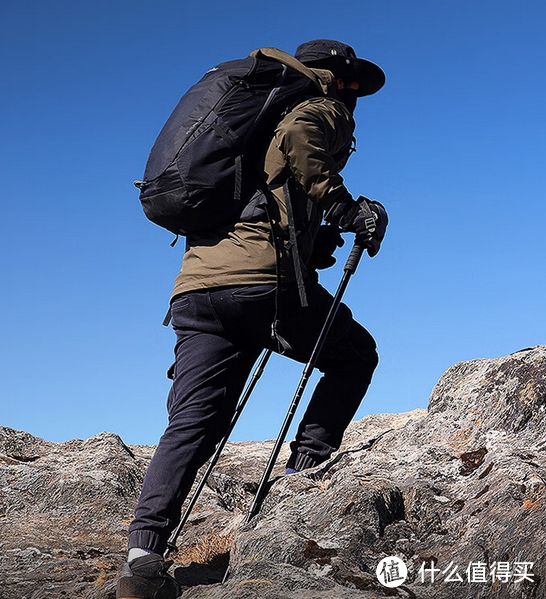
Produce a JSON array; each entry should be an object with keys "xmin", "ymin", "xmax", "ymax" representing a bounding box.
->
[
  {"xmin": 245, "ymin": 236, "xmax": 368, "ymax": 524},
  {"xmin": 164, "ymin": 348, "xmax": 273, "ymax": 558}
]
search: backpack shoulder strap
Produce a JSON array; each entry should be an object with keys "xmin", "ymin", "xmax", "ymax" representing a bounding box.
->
[{"xmin": 249, "ymin": 47, "xmax": 334, "ymax": 96}]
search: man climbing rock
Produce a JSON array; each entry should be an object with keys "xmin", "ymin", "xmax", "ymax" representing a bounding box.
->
[{"xmin": 117, "ymin": 39, "xmax": 388, "ymax": 599}]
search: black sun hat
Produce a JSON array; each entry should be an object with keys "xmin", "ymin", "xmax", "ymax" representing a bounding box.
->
[{"xmin": 295, "ymin": 39, "xmax": 385, "ymax": 97}]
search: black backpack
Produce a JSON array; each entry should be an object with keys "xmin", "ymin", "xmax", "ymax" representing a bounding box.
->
[{"xmin": 135, "ymin": 48, "xmax": 330, "ymax": 237}]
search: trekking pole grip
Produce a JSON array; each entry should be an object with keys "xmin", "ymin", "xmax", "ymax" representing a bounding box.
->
[{"xmin": 344, "ymin": 237, "xmax": 367, "ymax": 274}]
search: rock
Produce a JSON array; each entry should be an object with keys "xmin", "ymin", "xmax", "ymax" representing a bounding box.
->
[
  {"xmin": 1, "ymin": 346, "xmax": 545, "ymax": 598},
  {"xmin": 0, "ymin": 430, "xmax": 144, "ymax": 599}
]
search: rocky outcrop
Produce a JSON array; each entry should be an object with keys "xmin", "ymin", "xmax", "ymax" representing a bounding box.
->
[{"xmin": 1, "ymin": 346, "xmax": 545, "ymax": 598}]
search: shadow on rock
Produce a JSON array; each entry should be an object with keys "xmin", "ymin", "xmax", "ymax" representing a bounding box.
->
[{"xmin": 174, "ymin": 561, "xmax": 228, "ymax": 587}]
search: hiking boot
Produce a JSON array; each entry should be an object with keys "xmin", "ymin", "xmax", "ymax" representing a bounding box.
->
[{"xmin": 116, "ymin": 553, "xmax": 181, "ymax": 599}]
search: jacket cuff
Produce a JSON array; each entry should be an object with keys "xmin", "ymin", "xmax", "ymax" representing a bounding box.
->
[
  {"xmin": 321, "ymin": 188, "xmax": 354, "ymax": 212},
  {"xmin": 324, "ymin": 198, "xmax": 359, "ymax": 230}
]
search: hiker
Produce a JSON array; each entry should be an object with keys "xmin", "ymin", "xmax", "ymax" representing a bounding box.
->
[{"xmin": 117, "ymin": 39, "xmax": 387, "ymax": 599}]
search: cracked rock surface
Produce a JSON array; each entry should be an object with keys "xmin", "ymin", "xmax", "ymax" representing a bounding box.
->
[{"xmin": 1, "ymin": 346, "xmax": 545, "ymax": 598}]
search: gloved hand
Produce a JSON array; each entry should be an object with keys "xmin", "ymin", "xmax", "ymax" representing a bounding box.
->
[
  {"xmin": 364, "ymin": 200, "xmax": 388, "ymax": 256},
  {"xmin": 307, "ymin": 224, "xmax": 345, "ymax": 270},
  {"xmin": 325, "ymin": 196, "xmax": 388, "ymax": 257}
]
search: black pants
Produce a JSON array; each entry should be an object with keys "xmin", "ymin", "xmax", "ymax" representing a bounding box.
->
[{"xmin": 128, "ymin": 282, "xmax": 378, "ymax": 553}]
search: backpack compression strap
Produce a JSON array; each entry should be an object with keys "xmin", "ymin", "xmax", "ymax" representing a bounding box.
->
[{"xmin": 249, "ymin": 48, "xmax": 334, "ymax": 96}]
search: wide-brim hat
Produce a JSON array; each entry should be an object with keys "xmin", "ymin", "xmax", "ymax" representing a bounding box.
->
[{"xmin": 295, "ymin": 39, "xmax": 385, "ymax": 97}]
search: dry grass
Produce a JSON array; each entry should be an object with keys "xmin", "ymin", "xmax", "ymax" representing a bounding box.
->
[
  {"xmin": 315, "ymin": 478, "xmax": 330, "ymax": 492},
  {"xmin": 174, "ymin": 529, "xmax": 236, "ymax": 568}
]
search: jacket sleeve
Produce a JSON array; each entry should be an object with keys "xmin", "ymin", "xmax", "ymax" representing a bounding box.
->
[{"xmin": 273, "ymin": 97, "xmax": 355, "ymax": 210}]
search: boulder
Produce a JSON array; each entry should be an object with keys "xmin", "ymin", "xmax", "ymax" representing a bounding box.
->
[{"xmin": 1, "ymin": 346, "xmax": 544, "ymax": 598}]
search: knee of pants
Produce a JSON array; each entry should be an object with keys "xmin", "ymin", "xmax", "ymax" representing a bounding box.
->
[
  {"xmin": 360, "ymin": 342, "xmax": 379, "ymax": 374},
  {"xmin": 167, "ymin": 387, "xmax": 236, "ymax": 442},
  {"xmin": 345, "ymin": 346, "xmax": 379, "ymax": 387},
  {"xmin": 320, "ymin": 323, "xmax": 379, "ymax": 382}
]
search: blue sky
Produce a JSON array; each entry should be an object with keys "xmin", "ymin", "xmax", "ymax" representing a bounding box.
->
[{"xmin": 1, "ymin": 0, "xmax": 544, "ymax": 446}]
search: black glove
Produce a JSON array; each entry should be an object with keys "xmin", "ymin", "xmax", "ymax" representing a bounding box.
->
[
  {"xmin": 307, "ymin": 224, "xmax": 345, "ymax": 270},
  {"xmin": 325, "ymin": 196, "xmax": 388, "ymax": 257}
]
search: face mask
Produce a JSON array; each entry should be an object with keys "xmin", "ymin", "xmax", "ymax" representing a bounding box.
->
[{"xmin": 336, "ymin": 89, "xmax": 358, "ymax": 114}]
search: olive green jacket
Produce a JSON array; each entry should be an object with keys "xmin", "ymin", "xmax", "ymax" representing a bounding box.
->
[{"xmin": 171, "ymin": 88, "xmax": 356, "ymax": 298}]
